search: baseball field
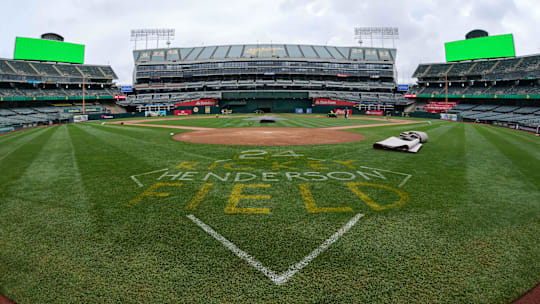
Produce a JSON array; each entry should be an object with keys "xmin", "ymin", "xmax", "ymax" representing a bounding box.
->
[{"xmin": 0, "ymin": 115, "xmax": 539, "ymax": 303}]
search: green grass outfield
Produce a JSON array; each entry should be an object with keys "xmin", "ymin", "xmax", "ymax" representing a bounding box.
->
[{"xmin": 0, "ymin": 116, "xmax": 539, "ymax": 303}]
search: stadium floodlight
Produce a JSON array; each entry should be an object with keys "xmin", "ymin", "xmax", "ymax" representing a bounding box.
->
[
  {"xmin": 130, "ymin": 29, "xmax": 175, "ymax": 49},
  {"xmin": 354, "ymin": 27, "xmax": 399, "ymax": 48}
]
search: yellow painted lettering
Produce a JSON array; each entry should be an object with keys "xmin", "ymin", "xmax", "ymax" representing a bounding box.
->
[
  {"xmin": 299, "ymin": 184, "xmax": 353, "ymax": 213},
  {"xmin": 224, "ymin": 184, "xmax": 271, "ymax": 214},
  {"xmin": 307, "ymin": 160, "xmax": 328, "ymax": 170},
  {"xmin": 224, "ymin": 162, "xmax": 254, "ymax": 171},
  {"xmin": 175, "ymin": 161, "xmax": 199, "ymax": 170},
  {"xmin": 127, "ymin": 182, "xmax": 183, "ymax": 207},
  {"xmin": 185, "ymin": 183, "xmax": 213, "ymax": 210},
  {"xmin": 333, "ymin": 160, "xmax": 356, "ymax": 169},
  {"xmin": 207, "ymin": 161, "xmax": 222, "ymax": 170},
  {"xmin": 346, "ymin": 182, "xmax": 409, "ymax": 210},
  {"xmin": 272, "ymin": 161, "xmax": 296, "ymax": 170}
]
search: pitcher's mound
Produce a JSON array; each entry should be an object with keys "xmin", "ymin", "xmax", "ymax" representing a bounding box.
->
[{"xmin": 173, "ymin": 127, "xmax": 365, "ymax": 146}]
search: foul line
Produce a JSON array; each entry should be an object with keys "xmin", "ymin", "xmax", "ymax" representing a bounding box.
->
[{"xmin": 187, "ymin": 213, "xmax": 364, "ymax": 285}]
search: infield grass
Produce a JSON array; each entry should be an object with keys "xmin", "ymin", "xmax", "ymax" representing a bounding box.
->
[
  {"xmin": 0, "ymin": 117, "xmax": 539, "ymax": 303},
  {"xmin": 138, "ymin": 114, "xmax": 391, "ymax": 128}
]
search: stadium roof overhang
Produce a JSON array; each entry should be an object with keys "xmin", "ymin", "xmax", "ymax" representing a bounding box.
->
[{"xmin": 132, "ymin": 44, "xmax": 396, "ymax": 64}]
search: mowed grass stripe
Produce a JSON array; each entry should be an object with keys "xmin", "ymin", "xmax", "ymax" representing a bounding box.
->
[
  {"xmin": 67, "ymin": 124, "xmax": 160, "ymax": 179},
  {"xmin": 5, "ymin": 125, "xmax": 90, "ymax": 211},
  {"xmin": 0, "ymin": 127, "xmax": 51, "ymax": 159},
  {"xmin": 453, "ymin": 124, "xmax": 540, "ymax": 303},
  {"xmin": 83, "ymin": 123, "xmax": 217, "ymax": 163},
  {"xmin": 407, "ymin": 122, "xmax": 469, "ymax": 211},
  {"xmin": 480, "ymin": 125, "xmax": 540, "ymax": 161},
  {"xmin": 0, "ymin": 127, "xmax": 57, "ymax": 191},
  {"xmin": 481, "ymin": 124, "xmax": 540, "ymax": 145},
  {"xmin": 475, "ymin": 125, "xmax": 540, "ymax": 190},
  {"xmin": 0, "ymin": 126, "xmax": 43, "ymax": 144}
]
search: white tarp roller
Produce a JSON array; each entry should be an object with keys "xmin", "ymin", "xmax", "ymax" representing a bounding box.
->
[{"xmin": 373, "ymin": 131, "xmax": 428, "ymax": 153}]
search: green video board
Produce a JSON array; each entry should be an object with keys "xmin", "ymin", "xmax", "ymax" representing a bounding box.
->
[
  {"xmin": 445, "ymin": 34, "xmax": 515, "ymax": 62},
  {"xmin": 14, "ymin": 37, "xmax": 85, "ymax": 64}
]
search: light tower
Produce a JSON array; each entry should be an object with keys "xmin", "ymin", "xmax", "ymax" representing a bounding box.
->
[
  {"xmin": 354, "ymin": 27, "xmax": 399, "ymax": 48},
  {"xmin": 130, "ymin": 29, "xmax": 175, "ymax": 49}
]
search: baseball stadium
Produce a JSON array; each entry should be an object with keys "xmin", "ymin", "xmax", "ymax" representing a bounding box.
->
[{"xmin": 0, "ymin": 26, "xmax": 539, "ymax": 304}]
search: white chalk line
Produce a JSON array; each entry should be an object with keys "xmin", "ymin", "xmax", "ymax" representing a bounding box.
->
[
  {"xmin": 130, "ymin": 168, "xmax": 169, "ymax": 187},
  {"xmin": 187, "ymin": 213, "xmax": 364, "ymax": 285},
  {"xmin": 359, "ymin": 166, "xmax": 413, "ymax": 187}
]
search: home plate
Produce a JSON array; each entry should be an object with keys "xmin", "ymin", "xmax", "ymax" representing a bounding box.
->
[{"xmin": 264, "ymin": 131, "xmax": 273, "ymax": 134}]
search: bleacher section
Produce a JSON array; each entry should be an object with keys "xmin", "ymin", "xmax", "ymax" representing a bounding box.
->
[
  {"xmin": 412, "ymin": 54, "xmax": 539, "ymax": 80},
  {"xmin": 408, "ymin": 54, "xmax": 539, "ymax": 103},
  {"xmin": 131, "ymin": 44, "xmax": 399, "ymax": 111},
  {"xmin": 34, "ymin": 63, "xmax": 61, "ymax": 76},
  {"xmin": 9, "ymin": 61, "xmax": 39, "ymax": 75},
  {"xmin": 0, "ymin": 106, "xmax": 72, "ymax": 128},
  {"xmin": 55, "ymin": 64, "xmax": 83, "ymax": 77},
  {"xmin": 78, "ymin": 65, "xmax": 106, "ymax": 78},
  {"xmin": 449, "ymin": 104, "xmax": 540, "ymax": 129},
  {"xmin": 0, "ymin": 57, "xmax": 121, "ymax": 130}
]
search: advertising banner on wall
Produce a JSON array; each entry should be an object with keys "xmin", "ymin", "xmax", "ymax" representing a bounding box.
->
[
  {"xmin": 174, "ymin": 110, "xmax": 192, "ymax": 116},
  {"xmin": 145, "ymin": 111, "xmax": 167, "ymax": 117},
  {"xmin": 365, "ymin": 110, "xmax": 384, "ymax": 116},
  {"xmin": 295, "ymin": 108, "xmax": 304, "ymax": 114},
  {"xmin": 73, "ymin": 115, "xmax": 88, "ymax": 122},
  {"xmin": 440, "ymin": 113, "xmax": 458, "ymax": 121},
  {"xmin": 314, "ymin": 99, "xmax": 356, "ymax": 106},
  {"xmin": 174, "ymin": 99, "xmax": 216, "ymax": 107},
  {"xmin": 334, "ymin": 109, "xmax": 352, "ymax": 115},
  {"xmin": 397, "ymin": 84, "xmax": 410, "ymax": 91}
]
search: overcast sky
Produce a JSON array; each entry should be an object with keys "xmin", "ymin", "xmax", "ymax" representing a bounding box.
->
[{"xmin": 0, "ymin": 0, "xmax": 538, "ymax": 84}]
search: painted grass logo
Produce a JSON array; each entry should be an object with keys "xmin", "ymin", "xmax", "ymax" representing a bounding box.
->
[
  {"xmin": 128, "ymin": 150, "xmax": 412, "ymax": 212},
  {"xmin": 126, "ymin": 150, "xmax": 413, "ymax": 285}
]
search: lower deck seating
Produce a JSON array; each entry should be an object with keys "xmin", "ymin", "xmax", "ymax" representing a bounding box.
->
[{"xmin": 450, "ymin": 104, "xmax": 540, "ymax": 128}]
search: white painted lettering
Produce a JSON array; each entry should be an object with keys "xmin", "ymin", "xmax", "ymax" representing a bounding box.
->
[
  {"xmin": 203, "ymin": 172, "xmax": 231, "ymax": 182},
  {"xmin": 327, "ymin": 172, "xmax": 356, "ymax": 180}
]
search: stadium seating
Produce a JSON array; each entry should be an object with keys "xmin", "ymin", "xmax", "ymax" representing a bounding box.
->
[
  {"xmin": 424, "ymin": 63, "xmax": 452, "ymax": 77},
  {"xmin": 447, "ymin": 62, "xmax": 476, "ymax": 76},
  {"xmin": 55, "ymin": 64, "xmax": 83, "ymax": 77},
  {"xmin": 99, "ymin": 66, "xmax": 118, "ymax": 78},
  {"xmin": 78, "ymin": 65, "xmax": 106, "ymax": 78},
  {"xmin": 0, "ymin": 88, "xmax": 22, "ymax": 97},
  {"xmin": 9, "ymin": 61, "xmax": 39, "ymax": 75},
  {"xmin": 412, "ymin": 64, "xmax": 430, "ymax": 77},
  {"xmin": 33, "ymin": 63, "xmax": 61, "ymax": 76},
  {"xmin": 469, "ymin": 61, "xmax": 495, "ymax": 75},
  {"xmin": 490, "ymin": 58, "xmax": 520, "ymax": 73},
  {"xmin": 514, "ymin": 56, "xmax": 539, "ymax": 71},
  {"xmin": 0, "ymin": 60, "xmax": 15, "ymax": 73},
  {"xmin": 450, "ymin": 104, "xmax": 540, "ymax": 129}
]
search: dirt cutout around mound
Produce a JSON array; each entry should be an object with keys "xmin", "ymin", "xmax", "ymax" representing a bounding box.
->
[
  {"xmin": 173, "ymin": 127, "xmax": 365, "ymax": 146},
  {"xmin": 113, "ymin": 116, "xmax": 423, "ymax": 146}
]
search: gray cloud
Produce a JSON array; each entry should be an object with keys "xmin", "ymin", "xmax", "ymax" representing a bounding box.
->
[{"xmin": 0, "ymin": 0, "xmax": 538, "ymax": 84}]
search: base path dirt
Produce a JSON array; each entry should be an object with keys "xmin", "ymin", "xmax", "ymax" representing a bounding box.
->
[
  {"xmin": 513, "ymin": 283, "xmax": 540, "ymax": 304},
  {"xmin": 173, "ymin": 127, "xmax": 366, "ymax": 146},
  {"xmin": 0, "ymin": 293, "xmax": 14, "ymax": 304}
]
